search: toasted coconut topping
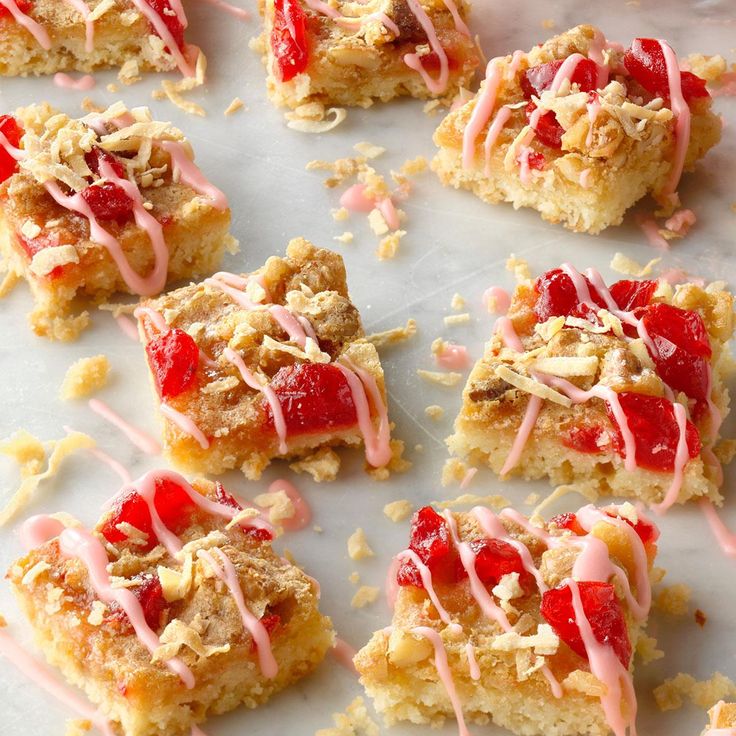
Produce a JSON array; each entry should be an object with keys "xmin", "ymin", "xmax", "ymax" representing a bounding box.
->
[{"xmin": 494, "ymin": 365, "xmax": 573, "ymax": 407}]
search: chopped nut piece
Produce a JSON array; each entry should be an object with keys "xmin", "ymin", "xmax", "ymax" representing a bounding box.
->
[
  {"xmin": 416, "ymin": 370, "xmax": 463, "ymax": 387},
  {"xmin": 444, "ymin": 313, "xmax": 471, "ymax": 326},
  {"xmin": 425, "ymin": 405, "xmax": 445, "ymax": 421},
  {"xmin": 351, "ymin": 586, "xmax": 379, "ymax": 609},
  {"xmin": 383, "ymin": 500, "xmax": 413, "ymax": 522}
]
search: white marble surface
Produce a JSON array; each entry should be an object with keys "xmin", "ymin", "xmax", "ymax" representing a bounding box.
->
[{"xmin": 1, "ymin": 0, "xmax": 735, "ymax": 734}]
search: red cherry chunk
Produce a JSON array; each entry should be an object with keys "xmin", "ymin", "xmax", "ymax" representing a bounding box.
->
[
  {"xmin": 623, "ymin": 38, "xmax": 709, "ymax": 104},
  {"xmin": 265, "ymin": 363, "xmax": 358, "ymax": 435},
  {"xmin": 606, "ymin": 392, "xmax": 701, "ymax": 472},
  {"xmin": 397, "ymin": 506, "xmax": 454, "ymax": 588},
  {"xmin": 108, "ymin": 573, "xmax": 168, "ymax": 631},
  {"xmin": 145, "ymin": 328, "xmax": 199, "ymax": 399},
  {"xmin": 525, "ymin": 102, "xmax": 563, "ymax": 149},
  {"xmin": 549, "ymin": 512, "xmax": 585, "ymax": 535},
  {"xmin": 145, "ymin": 0, "xmax": 185, "ymax": 50},
  {"xmin": 604, "ymin": 510, "xmax": 659, "ymax": 546},
  {"xmin": 467, "ymin": 538, "xmax": 525, "ymax": 586},
  {"xmin": 85, "ymin": 147, "xmax": 126, "ymax": 179},
  {"xmin": 541, "ymin": 581, "xmax": 632, "ymax": 668},
  {"xmin": 640, "ymin": 303, "xmax": 711, "ymax": 405},
  {"xmin": 271, "ymin": 0, "xmax": 308, "ymax": 82},
  {"xmin": 562, "ymin": 425, "xmax": 607, "ymax": 454},
  {"xmin": 0, "ymin": 114, "xmax": 23, "ymax": 184},
  {"xmin": 214, "ymin": 481, "xmax": 274, "ymax": 542},
  {"xmin": 533, "ymin": 268, "xmax": 604, "ymax": 322},
  {"xmin": 609, "ymin": 279, "xmax": 657, "ymax": 312},
  {"xmin": 81, "ymin": 181, "xmax": 135, "ymax": 222},
  {"xmin": 521, "ymin": 58, "xmax": 599, "ymax": 99}
]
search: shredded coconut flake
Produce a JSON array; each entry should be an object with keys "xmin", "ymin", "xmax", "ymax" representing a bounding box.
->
[{"xmin": 417, "ymin": 369, "xmax": 462, "ymax": 387}]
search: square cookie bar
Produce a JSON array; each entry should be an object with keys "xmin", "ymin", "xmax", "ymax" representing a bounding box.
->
[
  {"xmin": 0, "ymin": 102, "xmax": 234, "ymax": 340},
  {"xmin": 356, "ymin": 501, "xmax": 659, "ymax": 736},
  {"xmin": 136, "ymin": 237, "xmax": 392, "ymax": 479},
  {"xmin": 704, "ymin": 702, "xmax": 736, "ymax": 733},
  {"xmin": 448, "ymin": 265, "xmax": 733, "ymax": 512},
  {"xmin": 432, "ymin": 24, "xmax": 722, "ymax": 233},
  {"xmin": 258, "ymin": 0, "xmax": 480, "ymax": 109},
  {"xmin": 8, "ymin": 469, "xmax": 334, "ymax": 736},
  {"xmin": 0, "ymin": 0, "xmax": 196, "ymax": 77}
]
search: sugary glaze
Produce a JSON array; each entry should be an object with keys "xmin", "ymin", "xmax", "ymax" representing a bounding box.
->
[
  {"xmin": 433, "ymin": 25, "xmax": 722, "ymax": 233},
  {"xmin": 0, "ymin": 102, "xmax": 232, "ymax": 339},
  {"xmin": 356, "ymin": 501, "xmax": 659, "ymax": 736},
  {"xmin": 8, "ymin": 468, "xmax": 333, "ymax": 736},
  {"xmin": 261, "ymin": 0, "xmax": 480, "ymax": 108},
  {"xmin": 448, "ymin": 264, "xmax": 734, "ymax": 509},
  {"xmin": 0, "ymin": 0, "xmax": 195, "ymax": 76},
  {"xmin": 136, "ymin": 238, "xmax": 392, "ymax": 479}
]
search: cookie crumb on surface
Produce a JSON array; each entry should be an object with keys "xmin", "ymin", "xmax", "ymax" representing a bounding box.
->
[
  {"xmin": 425, "ymin": 405, "xmax": 445, "ymax": 421},
  {"xmin": 365, "ymin": 319, "xmax": 417, "ymax": 349},
  {"xmin": 376, "ymin": 230, "xmax": 406, "ymax": 261},
  {"xmin": 444, "ymin": 313, "xmax": 471, "ymax": 326},
  {"xmin": 315, "ymin": 696, "xmax": 379, "ymax": 736},
  {"xmin": 451, "ymin": 293, "xmax": 466, "ymax": 311},
  {"xmin": 609, "ymin": 252, "xmax": 661, "ymax": 277},
  {"xmin": 655, "ymin": 584, "xmax": 691, "ymax": 616},
  {"xmin": 65, "ymin": 719, "xmax": 92, "ymax": 736},
  {"xmin": 417, "ymin": 369, "xmax": 463, "ymax": 387},
  {"xmin": 224, "ymin": 97, "xmax": 245, "ymax": 115},
  {"xmin": 635, "ymin": 635, "xmax": 664, "ymax": 664},
  {"xmin": 347, "ymin": 528, "xmax": 374, "ymax": 560},
  {"xmin": 383, "ymin": 500, "xmax": 413, "ymax": 522},
  {"xmin": 435, "ymin": 493, "xmax": 510, "ymax": 509},
  {"xmin": 351, "ymin": 586, "xmax": 379, "ymax": 609},
  {"xmin": 289, "ymin": 448, "xmax": 341, "ymax": 482},
  {"xmin": 60, "ymin": 355, "xmax": 111, "ymax": 400},
  {"xmin": 654, "ymin": 672, "xmax": 736, "ymax": 712}
]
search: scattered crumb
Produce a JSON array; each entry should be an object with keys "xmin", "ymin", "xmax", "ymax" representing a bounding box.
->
[
  {"xmin": 224, "ymin": 97, "xmax": 245, "ymax": 116},
  {"xmin": 353, "ymin": 142, "xmax": 386, "ymax": 159},
  {"xmin": 654, "ymin": 672, "xmax": 736, "ymax": 712},
  {"xmin": 444, "ymin": 313, "xmax": 470, "ymax": 326},
  {"xmin": 351, "ymin": 585, "xmax": 380, "ymax": 609},
  {"xmin": 636, "ymin": 635, "xmax": 664, "ymax": 664},
  {"xmin": 451, "ymin": 293, "xmax": 466, "ymax": 311},
  {"xmin": 313, "ymin": 525, "xmax": 323, "ymax": 533},
  {"xmin": 252, "ymin": 489, "xmax": 295, "ymax": 525},
  {"xmin": 0, "ymin": 430, "xmax": 95, "ymax": 526},
  {"xmin": 348, "ymin": 571, "xmax": 360, "ymax": 585},
  {"xmin": 541, "ymin": 18, "xmax": 556, "ymax": 28},
  {"xmin": 60, "ymin": 355, "xmax": 110, "ymax": 400},
  {"xmin": 157, "ymin": 50, "xmax": 207, "ymax": 117},
  {"xmin": 315, "ymin": 696, "xmax": 380, "ymax": 736},
  {"xmin": 65, "ymin": 719, "xmax": 92, "ymax": 736},
  {"xmin": 332, "ymin": 207, "xmax": 349, "ymax": 221},
  {"xmin": 366, "ymin": 438, "xmax": 411, "ymax": 480},
  {"xmin": 441, "ymin": 457, "xmax": 469, "ymax": 486},
  {"xmin": 414, "ymin": 444, "xmax": 424, "ymax": 453},
  {"xmin": 685, "ymin": 53, "xmax": 728, "ymax": 82},
  {"xmin": 347, "ymin": 528, "xmax": 374, "ymax": 560},
  {"xmin": 610, "ymin": 252, "xmax": 661, "ymax": 277},
  {"xmin": 289, "ymin": 448, "xmax": 341, "ymax": 482},
  {"xmin": 425, "ymin": 404, "xmax": 445, "ymax": 421},
  {"xmin": 695, "ymin": 609, "xmax": 707, "ymax": 627},
  {"xmin": 435, "ymin": 493, "xmax": 510, "ymax": 510},
  {"xmin": 376, "ymin": 230, "xmax": 406, "ymax": 260},
  {"xmin": 365, "ymin": 319, "xmax": 417, "ymax": 349},
  {"xmin": 287, "ymin": 104, "xmax": 346, "ymax": 133},
  {"xmin": 506, "ymin": 254, "xmax": 531, "ymax": 281},
  {"xmin": 416, "ymin": 369, "xmax": 463, "ymax": 387},
  {"xmin": 524, "ymin": 493, "xmax": 540, "ymax": 506},
  {"xmin": 383, "ymin": 499, "xmax": 413, "ymax": 522},
  {"xmin": 80, "ymin": 97, "xmax": 103, "ymax": 113},
  {"xmin": 334, "ymin": 232, "xmax": 354, "ymax": 244},
  {"xmin": 423, "ymin": 99, "xmax": 441, "ymax": 116},
  {"xmin": 655, "ymin": 584, "xmax": 691, "ymax": 616}
]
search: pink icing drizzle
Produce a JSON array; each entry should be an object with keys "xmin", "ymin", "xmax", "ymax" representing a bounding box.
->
[
  {"xmin": 483, "ymin": 106, "xmax": 512, "ymax": 173},
  {"xmin": 465, "ymin": 642, "xmax": 480, "ymax": 680},
  {"xmin": 637, "ymin": 214, "xmax": 670, "ymax": 250},
  {"xmin": 196, "ymin": 0, "xmax": 249, "ymax": 19},
  {"xmin": 657, "ymin": 39, "xmax": 690, "ymax": 205},
  {"xmin": 482, "ymin": 286, "xmax": 510, "ymax": 314},
  {"xmin": 116, "ymin": 314, "xmax": 141, "ymax": 341},
  {"xmin": 160, "ymin": 141, "xmax": 228, "ymax": 210},
  {"xmin": 500, "ymin": 395, "xmax": 543, "ymax": 475},
  {"xmin": 0, "ymin": 0, "xmax": 50, "ymax": 48},
  {"xmin": 160, "ymin": 402, "xmax": 210, "ymax": 449},
  {"xmin": 197, "ymin": 548, "xmax": 278, "ymax": 678},
  {"xmin": 88, "ymin": 398, "xmax": 162, "ymax": 455},
  {"xmin": 339, "ymin": 183, "xmax": 375, "ymax": 213},
  {"xmin": 331, "ymin": 637, "xmax": 358, "ymax": 673},
  {"xmin": 401, "ymin": 0, "xmax": 451, "ymax": 94},
  {"xmin": 435, "ymin": 342, "xmax": 471, "ymax": 370},
  {"xmin": 700, "ymin": 500, "xmax": 736, "ymax": 557},
  {"xmin": 412, "ymin": 626, "xmax": 472, "ymax": 736},
  {"xmin": 463, "ymin": 58, "xmax": 504, "ymax": 168}
]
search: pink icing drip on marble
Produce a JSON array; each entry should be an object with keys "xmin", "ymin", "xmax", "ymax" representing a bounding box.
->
[
  {"xmin": 134, "ymin": 305, "xmax": 169, "ymax": 333},
  {"xmin": 268, "ymin": 478, "xmax": 311, "ymax": 531},
  {"xmin": 657, "ymin": 39, "xmax": 690, "ymax": 205},
  {"xmin": 223, "ymin": 347, "xmax": 288, "ymax": 455},
  {"xmin": 0, "ymin": 625, "xmax": 114, "ymax": 736},
  {"xmin": 197, "ymin": 0, "xmax": 249, "ymax": 20},
  {"xmin": 53, "ymin": 72, "xmax": 96, "ymax": 90},
  {"xmin": 52, "ymin": 523, "xmax": 195, "ymax": 686},
  {"xmin": 411, "ymin": 626, "xmax": 472, "ymax": 736},
  {"xmin": 664, "ymin": 208, "xmax": 696, "ymax": 236},
  {"xmin": 435, "ymin": 342, "xmax": 471, "ymax": 370},
  {"xmin": 88, "ymin": 398, "xmax": 162, "ymax": 455},
  {"xmin": 160, "ymin": 141, "xmax": 228, "ymax": 210},
  {"xmin": 340, "ymin": 183, "xmax": 375, "ymax": 213},
  {"xmin": 700, "ymin": 500, "xmax": 736, "ymax": 558},
  {"xmin": 385, "ymin": 556, "xmax": 400, "ymax": 608},
  {"xmin": 637, "ymin": 214, "xmax": 670, "ymax": 250},
  {"xmin": 197, "ymin": 548, "xmax": 278, "ymax": 678},
  {"xmin": 116, "ymin": 314, "xmax": 141, "ymax": 341},
  {"xmin": 0, "ymin": 0, "xmax": 50, "ymax": 48},
  {"xmin": 482, "ymin": 286, "xmax": 510, "ymax": 314},
  {"xmin": 88, "ymin": 447, "xmax": 134, "ymax": 485},
  {"xmin": 331, "ymin": 637, "xmax": 358, "ymax": 673},
  {"xmin": 568, "ymin": 579, "xmax": 638, "ymax": 736},
  {"xmin": 160, "ymin": 402, "xmax": 210, "ymax": 449}
]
